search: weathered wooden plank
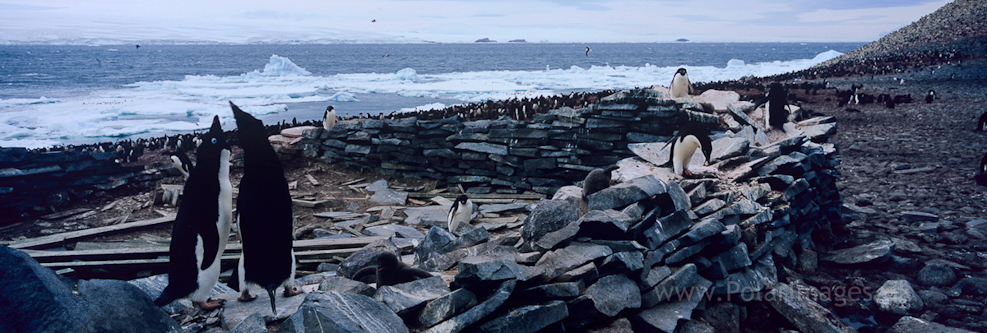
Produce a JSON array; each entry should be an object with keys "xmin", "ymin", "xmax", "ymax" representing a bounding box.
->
[
  {"xmin": 9, "ymin": 214, "xmax": 178, "ymax": 250},
  {"xmin": 305, "ymin": 174, "xmax": 320, "ymax": 186}
]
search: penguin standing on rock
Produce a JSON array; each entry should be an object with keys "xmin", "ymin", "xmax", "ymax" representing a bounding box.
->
[
  {"xmin": 447, "ymin": 195, "xmax": 474, "ymax": 234},
  {"xmin": 976, "ymin": 153, "xmax": 987, "ymax": 187},
  {"xmin": 753, "ymin": 82, "xmax": 790, "ymax": 132},
  {"xmin": 669, "ymin": 68, "xmax": 693, "ymax": 98},
  {"xmin": 323, "ymin": 105, "xmax": 337, "ymax": 130},
  {"xmin": 228, "ymin": 102, "xmax": 302, "ymax": 316},
  {"xmin": 664, "ymin": 124, "xmax": 713, "ymax": 178},
  {"xmin": 170, "ymin": 150, "xmax": 194, "ymax": 181},
  {"xmin": 351, "ymin": 252, "xmax": 433, "ymax": 286},
  {"xmin": 154, "ymin": 115, "xmax": 233, "ymax": 311}
]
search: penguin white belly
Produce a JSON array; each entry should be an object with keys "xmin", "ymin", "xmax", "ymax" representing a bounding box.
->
[
  {"xmin": 672, "ymin": 135, "xmax": 701, "ymax": 175},
  {"xmin": 670, "ymin": 76, "xmax": 689, "ymax": 98},
  {"xmin": 764, "ymin": 101, "xmax": 771, "ymax": 129},
  {"xmin": 448, "ymin": 203, "xmax": 473, "ymax": 232},
  {"xmin": 192, "ymin": 150, "xmax": 234, "ymax": 302},
  {"xmin": 324, "ymin": 110, "xmax": 337, "ymax": 130}
]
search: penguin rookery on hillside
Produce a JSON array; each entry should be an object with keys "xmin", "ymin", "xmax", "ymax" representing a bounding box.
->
[
  {"xmin": 753, "ymin": 82, "xmax": 790, "ymax": 132},
  {"xmin": 352, "ymin": 252, "xmax": 433, "ymax": 286},
  {"xmin": 669, "ymin": 67, "xmax": 693, "ymax": 98},
  {"xmin": 154, "ymin": 115, "xmax": 232, "ymax": 311},
  {"xmin": 447, "ymin": 194, "xmax": 474, "ymax": 234},
  {"xmin": 228, "ymin": 102, "xmax": 302, "ymax": 316},
  {"xmin": 323, "ymin": 105, "xmax": 337, "ymax": 130},
  {"xmin": 582, "ymin": 165, "xmax": 618, "ymax": 198},
  {"xmin": 664, "ymin": 123, "xmax": 713, "ymax": 178}
]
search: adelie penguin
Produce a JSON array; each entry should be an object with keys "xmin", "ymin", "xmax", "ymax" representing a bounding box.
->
[
  {"xmin": 323, "ymin": 105, "xmax": 337, "ymax": 130},
  {"xmin": 447, "ymin": 194, "xmax": 474, "ymax": 234},
  {"xmin": 664, "ymin": 123, "xmax": 713, "ymax": 178},
  {"xmin": 154, "ymin": 115, "xmax": 233, "ymax": 311},
  {"xmin": 170, "ymin": 150, "xmax": 194, "ymax": 181},
  {"xmin": 352, "ymin": 252, "xmax": 433, "ymax": 286},
  {"xmin": 925, "ymin": 90, "xmax": 935, "ymax": 103},
  {"xmin": 976, "ymin": 152, "xmax": 987, "ymax": 187},
  {"xmin": 228, "ymin": 102, "xmax": 302, "ymax": 316},
  {"xmin": 976, "ymin": 112, "xmax": 987, "ymax": 131},
  {"xmin": 669, "ymin": 67, "xmax": 693, "ymax": 98},
  {"xmin": 582, "ymin": 165, "xmax": 619, "ymax": 198}
]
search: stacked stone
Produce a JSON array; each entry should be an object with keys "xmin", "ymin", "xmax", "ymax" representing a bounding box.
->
[
  {"xmin": 0, "ymin": 148, "xmax": 169, "ymax": 219},
  {"xmin": 317, "ymin": 120, "xmax": 844, "ymax": 332},
  {"xmin": 297, "ymin": 88, "xmax": 719, "ymax": 195}
]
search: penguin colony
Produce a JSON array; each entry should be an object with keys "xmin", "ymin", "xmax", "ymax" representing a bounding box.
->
[
  {"xmin": 228, "ymin": 102, "xmax": 303, "ymax": 315},
  {"xmin": 154, "ymin": 116, "xmax": 233, "ymax": 311}
]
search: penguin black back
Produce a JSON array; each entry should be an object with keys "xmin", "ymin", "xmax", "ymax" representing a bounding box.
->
[
  {"xmin": 767, "ymin": 82, "xmax": 789, "ymax": 131},
  {"xmin": 155, "ymin": 116, "xmax": 230, "ymax": 307},
  {"xmin": 665, "ymin": 123, "xmax": 713, "ymax": 166},
  {"xmin": 229, "ymin": 101, "xmax": 296, "ymax": 314},
  {"xmin": 977, "ymin": 112, "xmax": 987, "ymax": 131}
]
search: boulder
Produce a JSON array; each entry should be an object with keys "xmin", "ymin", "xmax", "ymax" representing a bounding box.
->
[
  {"xmin": 569, "ymin": 274, "xmax": 641, "ymax": 317},
  {"xmin": 535, "ymin": 243, "xmax": 613, "ymax": 281},
  {"xmin": 521, "ymin": 200, "xmax": 580, "ymax": 249},
  {"xmin": 642, "ymin": 263, "xmax": 699, "ymax": 307},
  {"xmin": 588, "ymin": 175, "xmax": 668, "ymax": 211},
  {"xmin": 477, "ymin": 300, "xmax": 569, "ymax": 333},
  {"xmin": 337, "ymin": 238, "xmax": 399, "ymax": 279},
  {"xmin": 521, "ymin": 282, "xmax": 581, "ymax": 301},
  {"xmin": 404, "ymin": 206, "xmax": 449, "ymax": 226},
  {"xmin": 374, "ymin": 276, "xmax": 451, "ymax": 316},
  {"xmin": 577, "ymin": 209, "xmax": 637, "ymax": 240},
  {"xmin": 887, "ymin": 316, "xmax": 975, "ymax": 333},
  {"xmin": 874, "ymin": 280, "xmax": 923, "ymax": 315},
  {"xmin": 415, "ymin": 226, "xmax": 457, "ymax": 265},
  {"xmin": 639, "ymin": 210, "xmax": 693, "ymax": 250},
  {"xmin": 917, "ymin": 263, "xmax": 957, "ymax": 287},
  {"xmin": 453, "ymin": 256, "xmax": 533, "ymax": 291},
  {"xmin": 634, "ymin": 278, "xmax": 712, "ymax": 332},
  {"xmin": 277, "ymin": 291, "xmax": 408, "ymax": 333},
  {"xmin": 230, "ymin": 313, "xmax": 267, "ymax": 333},
  {"xmin": 318, "ymin": 276, "xmax": 376, "ymax": 297},
  {"xmin": 766, "ymin": 283, "xmax": 854, "ymax": 333},
  {"xmin": 422, "ymin": 280, "xmax": 516, "ymax": 333},
  {"xmin": 417, "ymin": 288, "xmax": 478, "ymax": 328}
]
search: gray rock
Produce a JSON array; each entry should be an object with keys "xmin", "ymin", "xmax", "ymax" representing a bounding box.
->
[
  {"xmin": 417, "ymin": 288, "xmax": 478, "ymax": 328},
  {"xmin": 701, "ymin": 301, "xmax": 740, "ymax": 333},
  {"xmin": 277, "ymin": 291, "xmax": 408, "ymax": 333},
  {"xmin": 586, "ymin": 239, "xmax": 647, "ymax": 253},
  {"xmin": 0, "ymin": 246, "xmax": 181, "ymax": 333},
  {"xmin": 639, "ymin": 210, "xmax": 693, "ymax": 250},
  {"xmin": 366, "ymin": 179, "xmax": 390, "ymax": 192},
  {"xmin": 404, "ymin": 206, "xmax": 449, "ymax": 226},
  {"xmin": 874, "ymin": 280, "xmax": 923, "ymax": 315},
  {"xmin": 662, "ymin": 181, "xmax": 692, "ymax": 212},
  {"xmin": 693, "ymin": 198, "xmax": 726, "ymax": 216},
  {"xmin": 318, "ymin": 276, "xmax": 376, "ymax": 297},
  {"xmin": 887, "ymin": 316, "xmax": 975, "ymax": 333},
  {"xmin": 422, "ymin": 280, "xmax": 516, "ymax": 333},
  {"xmin": 129, "ymin": 273, "xmax": 234, "ymax": 315},
  {"xmin": 901, "ymin": 211, "xmax": 939, "ymax": 223},
  {"xmin": 477, "ymin": 300, "xmax": 569, "ymax": 333},
  {"xmin": 918, "ymin": 289, "xmax": 948, "ymax": 306},
  {"xmin": 711, "ymin": 253, "xmax": 777, "ymax": 296},
  {"xmin": 640, "ymin": 265, "xmax": 673, "ymax": 289},
  {"xmin": 710, "ymin": 243, "xmax": 753, "ymax": 273},
  {"xmin": 337, "ymin": 238, "xmax": 399, "ymax": 279},
  {"xmin": 820, "ymin": 239, "xmax": 894, "ymax": 265},
  {"xmin": 642, "ymin": 263, "xmax": 699, "ymax": 307},
  {"xmin": 918, "ymin": 263, "xmax": 957, "ymax": 287},
  {"xmin": 374, "ymin": 276, "xmax": 451, "ymax": 316},
  {"xmin": 634, "ymin": 278, "xmax": 712, "ymax": 333},
  {"xmin": 710, "ymin": 137, "xmax": 749, "ymax": 163},
  {"xmin": 557, "ymin": 261, "xmax": 600, "ymax": 285},
  {"xmin": 364, "ymin": 224, "xmax": 426, "ymax": 240},
  {"xmin": 536, "ymin": 243, "xmax": 613, "ymax": 281},
  {"xmin": 521, "ymin": 200, "xmax": 580, "ymax": 249},
  {"xmin": 599, "ymin": 251, "xmax": 645, "ymax": 276},
  {"xmin": 479, "ymin": 202, "xmax": 529, "ymax": 214},
  {"xmin": 664, "ymin": 240, "xmax": 710, "ymax": 265},
  {"xmin": 953, "ymin": 277, "xmax": 987, "ymax": 297},
  {"xmin": 416, "ymin": 226, "xmax": 457, "ymax": 265},
  {"xmin": 577, "ymin": 209, "xmax": 636, "ymax": 240},
  {"xmin": 370, "ymin": 188, "xmax": 408, "ymax": 206},
  {"xmin": 230, "ymin": 313, "xmax": 267, "ymax": 333},
  {"xmin": 678, "ymin": 219, "xmax": 726, "ymax": 245},
  {"xmin": 766, "ymin": 283, "xmax": 854, "ymax": 333},
  {"xmin": 455, "ymin": 142, "xmax": 508, "ymax": 155},
  {"xmin": 453, "ymin": 256, "xmax": 532, "ymax": 291},
  {"xmin": 219, "ymin": 287, "xmax": 308, "ymax": 328},
  {"xmin": 521, "ymin": 282, "xmax": 581, "ymax": 301},
  {"xmin": 588, "ymin": 175, "xmax": 668, "ymax": 211},
  {"xmin": 534, "ymin": 220, "xmax": 580, "ymax": 251},
  {"xmin": 569, "ymin": 274, "xmax": 641, "ymax": 317}
]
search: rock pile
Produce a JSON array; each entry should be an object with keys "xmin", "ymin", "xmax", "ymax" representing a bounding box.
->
[
  {"xmin": 0, "ymin": 148, "xmax": 172, "ymax": 220},
  {"xmin": 295, "ymin": 89, "xmax": 719, "ymax": 195}
]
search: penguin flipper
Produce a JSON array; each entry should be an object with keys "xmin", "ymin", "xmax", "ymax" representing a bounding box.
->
[{"xmin": 352, "ymin": 266, "xmax": 378, "ymax": 283}]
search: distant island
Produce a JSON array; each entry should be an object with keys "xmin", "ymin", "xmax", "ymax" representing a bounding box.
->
[
  {"xmin": 508, "ymin": 39, "xmax": 527, "ymax": 43},
  {"xmin": 676, "ymin": 38, "xmax": 690, "ymax": 42},
  {"xmin": 475, "ymin": 38, "xmax": 496, "ymax": 43}
]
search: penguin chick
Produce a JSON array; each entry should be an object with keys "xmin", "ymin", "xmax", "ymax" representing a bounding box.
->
[
  {"xmin": 323, "ymin": 105, "xmax": 337, "ymax": 130},
  {"xmin": 669, "ymin": 68, "xmax": 693, "ymax": 98},
  {"xmin": 170, "ymin": 150, "xmax": 194, "ymax": 181},
  {"xmin": 582, "ymin": 165, "xmax": 619, "ymax": 198},
  {"xmin": 447, "ymin": 195, "xmax": 473, "ymax": 233},
  {"xmin": 664, "ymin": 124, "xmax": 712, "ymax": 178},
  {"xmin": 352, "ymin": 252, "xmax": 433, "ymax": 286}
]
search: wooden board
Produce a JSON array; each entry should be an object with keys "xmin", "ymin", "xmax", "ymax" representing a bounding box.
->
[{"xmin": 9, "ymin": 214, "xmax": 177, "ymax": 250}]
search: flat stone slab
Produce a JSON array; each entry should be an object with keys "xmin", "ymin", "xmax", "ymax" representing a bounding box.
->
[
  {"xmin": 766, "ymin": 283, "xmax": 854, "ymax": 333},
  {"xmin": 888, "ymin": 316, "xmax": 975, "ymax": 333},
  {"xmin": 874, "ymin": 280, "xmax": 923, "ymax": 315},
  {"xmin": 218, "ymin": 284, "xmax": 318, "ymax": 329},
  {"xmin": 821, "ymin": 239, "xmax": 894, "ymax": 265},
  {"xmin": 404, "ymin": 206, "xmax": 449, "ymax": 226}
]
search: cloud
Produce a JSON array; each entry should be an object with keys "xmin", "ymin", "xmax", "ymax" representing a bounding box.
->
[{"xmin": 0, "ymin": 3, "xmax": 59, "ymax": 11}]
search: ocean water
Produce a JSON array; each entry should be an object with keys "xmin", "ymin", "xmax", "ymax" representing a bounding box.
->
[{"xmin": 0, "ymin": 43, "xmax": 863, "ymax": 148}]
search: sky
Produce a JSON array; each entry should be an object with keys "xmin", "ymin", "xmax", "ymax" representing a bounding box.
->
[{"xmin": 0, "ymin": 0, "xmax": 951, "ymax": 44}]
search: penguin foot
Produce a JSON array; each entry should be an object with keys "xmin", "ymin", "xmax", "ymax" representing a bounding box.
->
[
  {"xmin": 682, "ymin": 169, "xmax": 694, "ymax": 178},
  {"xmin": 283, "ymin": 287, "xmax": 303, "ymax": 297},
  {"xmin": 238, "ymin": 290, "xmax": 258, "ymax": 302},
  {"xmin": 198, "ymin": 298, "xmax": 225, "ymax": 310}
]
